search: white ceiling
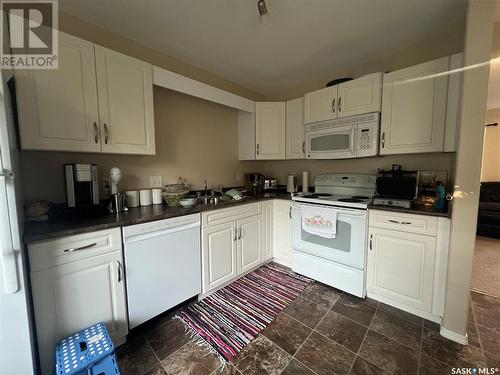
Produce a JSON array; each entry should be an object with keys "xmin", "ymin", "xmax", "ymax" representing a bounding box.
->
[{"xmin": 60, "ymin": 0, "xmax": 466, "ymax": 95}]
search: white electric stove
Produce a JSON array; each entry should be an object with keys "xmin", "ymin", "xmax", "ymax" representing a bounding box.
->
[
  {"xmin": 292, "ymin": 173, "xmax": 376, "ymax": 209},
  {"xmin": 291, "ymin": 173, "xmax": 376, "ymax": 297}
]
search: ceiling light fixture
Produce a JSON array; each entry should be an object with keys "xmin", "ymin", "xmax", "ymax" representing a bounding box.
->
[{"xmin": 257, "ymin": 0, "xmax": 268, "ymax": 16}]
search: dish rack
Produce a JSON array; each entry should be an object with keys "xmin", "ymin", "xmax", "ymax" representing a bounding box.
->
[{"xmin": 162, "ymin": 181, "xmax": 190, "ymax": 206}]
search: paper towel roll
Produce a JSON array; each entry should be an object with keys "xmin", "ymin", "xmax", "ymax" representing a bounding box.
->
[{"xmin": 302, "ymin": 171, "xmax": 309, "ymax": 193}]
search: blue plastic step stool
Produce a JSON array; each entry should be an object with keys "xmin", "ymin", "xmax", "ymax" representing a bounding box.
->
[{"xmin": 55, "ymin": 322, "xmax": 120, "ymax": 375}]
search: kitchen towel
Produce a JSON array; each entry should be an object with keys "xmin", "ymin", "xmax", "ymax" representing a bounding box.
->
[{"xmin": 301, "ymin": 205, "xmax": 337, "ymax": 238}]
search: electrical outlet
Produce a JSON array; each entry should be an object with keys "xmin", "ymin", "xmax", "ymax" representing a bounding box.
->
[
  {"xmin": 236, "ymin": 172, "xmax": 241, "ymax": 183},
  {"xmin": 150, "ymin": 176, "xmax": 163, "ymax": 188}
]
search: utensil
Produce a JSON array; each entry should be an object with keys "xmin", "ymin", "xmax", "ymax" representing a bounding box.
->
[{"xmin": 109, "ymin": 193, "xmax": 128, "ymax": 213}]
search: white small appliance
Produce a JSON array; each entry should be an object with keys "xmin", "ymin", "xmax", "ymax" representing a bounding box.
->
[
  {"xmin": 305, "ymin": 112, "xmax": 379, "ymax": 159},
  {"xmin": 291, "ymin": 173, "xmax": 376, "ymax": 297},
  {"xmin": 122, "ymin": 213, "xmax": 201, "ymax": 328}
]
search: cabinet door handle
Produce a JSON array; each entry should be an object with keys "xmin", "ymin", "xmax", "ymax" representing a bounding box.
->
[
  {"xmin": 256, "ymin": 143, "xmax": 259, "ymax": 156},
  {"xmin": 63, "ymin": 242, "xmax": 97, "ymax": 253},
  {"xmin": 234, "ymin": 227, "xmax": 237, "ymax": 242},
  {"xmin": 104, "ymin": 123, "xmax": 109, "ymax": 144},
  {"xmin": 369, "ymin": 234, "xmax": 373, "ymax": 250},
  {"xmin": 117, "ymin": 260, "xmax": 123, "ymax": 282},
  {"xmin": 332, "ymin": 98, "xmax": 335, "ymax": 114},
  {"xmin": 238, "ymin": 227, "xmax": 242, "ymax": 240},
  {"xmin": 338, "ymin": 97, "xmax": 342, "ymax": 113},
  {"xmin": 93, "ymin": 122, "xmax": 99, "ymax": 143},
  {"xmin": 388, "ymin": 219, "xmax": 412, "ymax": 225},
  {"xmin": 289, "ymin": 206, "xmax": 292, "ymax": 219},
  {"xmin": 302, "ymin": 141, "xmax": 305, "ymax": 154},
  {"xmin": 381, "ymin": 132, "xmax": 385, "ymax": 148}
]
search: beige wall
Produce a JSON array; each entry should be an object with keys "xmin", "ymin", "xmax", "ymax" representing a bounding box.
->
[
  {"xmin": 442, "ymin": 0, "xmax": 496, "ymax": 340},
  {"xmin": 20, "ymin": 87, "xmax": 263, "ymax": 203},
  {"xmin": 481, "ymin": 108, "xmax": 500, "ymax": 181},
  {"xmin": 264, "ymin": 153, "xmax": 455, "ymax": 189}
]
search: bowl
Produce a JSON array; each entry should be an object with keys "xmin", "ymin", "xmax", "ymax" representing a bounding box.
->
[
  {"xmin": 179, "ymin": 198, "xmax": 197, "ymax": 208},
  {"xmin": 161, "ymin": 191, "xmax": 189, "ymax": 206}
]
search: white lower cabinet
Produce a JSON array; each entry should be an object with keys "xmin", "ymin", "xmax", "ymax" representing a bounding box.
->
[
  {"xmin": 238, "ymin": 215, "xmax": 263, "ymax": 274},
  {"xmin": 201, "ymin": 203, "xmax": 271, "ymax": 294},
  {"xmin": 273, "ymin": 199, "xmax": 293, "ymax": 267},
  {"xmin": 367, "ymin": 210, "xmax": 450, "ymax": 321},
  {"xmin": 28, "ymin": 228, "xmax": 127, "ymax": 375},
  {"xmin": 202, "ymin": 221, "xmax": 238, "ymax": 292}
]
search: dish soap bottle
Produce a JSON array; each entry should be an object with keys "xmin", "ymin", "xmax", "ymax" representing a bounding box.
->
[{"xmin": 435, "ymin": 181, "xmax": 446, "ymax": 209}]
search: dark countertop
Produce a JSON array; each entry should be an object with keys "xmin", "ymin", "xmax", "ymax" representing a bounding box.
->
[
  {"xmin": 367, "ymin": 203, "xmax": 451, "ymax": 218},
  {"xmin": 24, "ymin": 193, "xmax": 292, "ymax": 243}
]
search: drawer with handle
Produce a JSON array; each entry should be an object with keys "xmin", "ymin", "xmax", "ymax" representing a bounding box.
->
[
  {"xmin": 28, "ymin": 228, "xmax": 122, "ymax": 272},
  {"xmin": 368, "ymin": 209, "xmax": 437, "ymax": 236}
]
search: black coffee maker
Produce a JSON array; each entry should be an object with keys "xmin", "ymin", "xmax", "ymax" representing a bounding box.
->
[{"xmin": 64, "ymin": 163, "xmax": 99, "ymax": 208}]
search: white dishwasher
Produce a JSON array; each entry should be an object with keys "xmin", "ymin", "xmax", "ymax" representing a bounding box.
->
[{"xmin": 122, "ymin": 213, "xmax": 201, "ymax": 329}]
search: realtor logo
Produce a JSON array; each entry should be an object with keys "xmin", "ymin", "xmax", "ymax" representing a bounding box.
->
[{"xmin": 1, "ymin": 0, "xmax": 58, "ymax": 69}]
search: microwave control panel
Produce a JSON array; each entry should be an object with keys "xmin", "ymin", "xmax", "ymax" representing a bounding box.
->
[{"xmin": 356, "ymin": 122, "xmax": 379, "ymax": 157}]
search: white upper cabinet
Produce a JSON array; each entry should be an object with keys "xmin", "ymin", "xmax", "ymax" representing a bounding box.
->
[
  {"xmin": 304, "ymin": 73, "xmax": 382, "ymax": 125},
  {"xmin": 304, "ymin": 86, "xmax": 337, "ymax": 124},
  {"xmin": 15, "ymin": 32, "xmax": 156, "ymax": 155},
  {"xmin": 380, "ymin": 56, "xmax": 450, "ymax": 155},
  {"xmin": 95, "ymin": 45, "xmax": 155, "ymax": 155},
  {"xmin": 16, "ymin": 33, "xmax": 101, "ymax": 152},
  {"xmin": 337, "ymin": 73, "xmax": 382, "ymax": 118},
  {"xmin": 255, "ymin": 102, "xmax": 286, "ymax": 160},
  {"xmin": 285, "ymin": 97, "xmax": 305, "ymax": 159}
]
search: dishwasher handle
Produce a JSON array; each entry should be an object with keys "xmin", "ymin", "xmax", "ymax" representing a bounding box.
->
[{"xmin": 123, "ymin": 221, "xmax": 200, "ymax": 244}]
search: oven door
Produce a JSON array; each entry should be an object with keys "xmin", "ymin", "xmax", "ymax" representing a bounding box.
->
[
  {"xmin": 305, "ymin": 124, "xmax": 356, "ymax": 159},
  {"xmin": 292, "ymin": 202, "xmax": 367, "ymax": 269}
]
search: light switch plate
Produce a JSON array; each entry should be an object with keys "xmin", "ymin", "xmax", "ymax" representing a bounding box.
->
[{"xmin": 150, "ymin": 176, "xmax": 163, "ymax": 188}]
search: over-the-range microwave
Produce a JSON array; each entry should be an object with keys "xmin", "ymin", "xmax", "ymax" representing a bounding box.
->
[{"xmin": 305, "ymin": 112, "xmax": 380, "ymax": 159}]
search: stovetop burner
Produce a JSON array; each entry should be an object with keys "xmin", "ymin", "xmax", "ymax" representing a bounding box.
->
[{"xmin": 304, "ymin": 193, "xmax": 333, "ymax": 198}]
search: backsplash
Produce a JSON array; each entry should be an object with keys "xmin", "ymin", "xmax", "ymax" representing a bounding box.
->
[{"xmin": 263, "ymin": 153, "xmax": 456, "ymax": 190}]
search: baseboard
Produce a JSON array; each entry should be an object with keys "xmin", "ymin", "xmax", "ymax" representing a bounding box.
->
[
  {"xmin": 367, "ymin": 292, "xmax": 441, "ymax": 323},
  {"xmin": 440, "ymin": 327, "xmax": 468, "ymax": 345},
  {"xmin": 272, "ymin": 256, "xmax": 291, "ymax": 268}
]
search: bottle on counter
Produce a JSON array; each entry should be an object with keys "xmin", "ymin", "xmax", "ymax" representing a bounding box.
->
[{"xmin": 435, "ymin": 181, "xmax": 446, "ymax": 209}]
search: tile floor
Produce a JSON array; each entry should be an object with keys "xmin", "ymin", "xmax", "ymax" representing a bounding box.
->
[{"xmin": 117, "ymin": 282, "xmax": 500, "ymax": 375}]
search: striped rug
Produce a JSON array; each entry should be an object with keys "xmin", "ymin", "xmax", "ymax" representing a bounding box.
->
[{"xmin": 176, "ymin": 263, "xmax": 312, "ymax": 362}]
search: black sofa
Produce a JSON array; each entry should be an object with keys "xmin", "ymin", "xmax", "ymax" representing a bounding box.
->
[{"xmin": 477, "ymin": 182, "xmax": 500, "ymax": 238}]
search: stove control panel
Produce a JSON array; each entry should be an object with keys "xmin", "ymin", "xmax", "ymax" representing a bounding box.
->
[{"xmin": 314, "ymin": 173, "xmax": 376, "ymax": 188}]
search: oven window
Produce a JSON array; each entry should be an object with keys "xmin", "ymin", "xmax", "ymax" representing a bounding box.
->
[
  {"xmin": 310, "ymin": 134, "xmax": 350, "ymax": 152},
  {"xmin": 301, "ymin": 220, "xmax": 352, "ymax": 252}
]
